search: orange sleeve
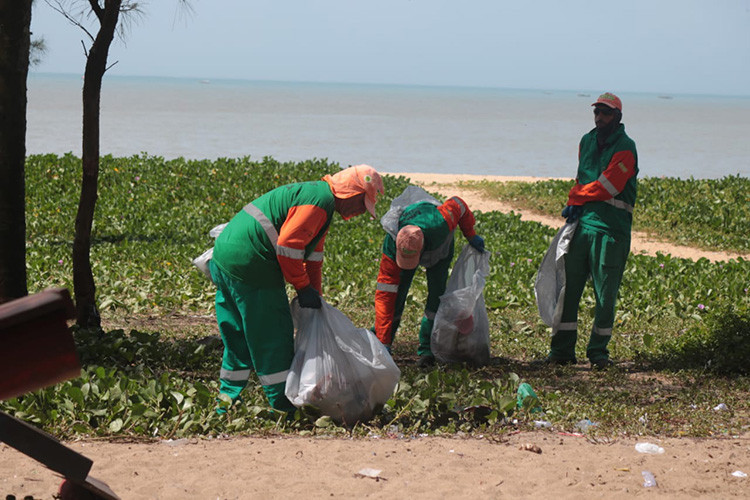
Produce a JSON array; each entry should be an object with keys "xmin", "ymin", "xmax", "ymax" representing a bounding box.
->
[
  {"xmin": 303, "ymin": 231, "xmax": 327, "ymax": 294},
  {"xmin": 439, "ymin": 196, "xmax": 477, "ymax": 239},
  {"xmin": 567, "ymin": 151, "xmax": 636, "ymax": 206},
  {"xmin": 374, "ymin": 253, "xmax": 401, "ymax": 345},
  {"xmin": 277, "ymin": 205, "xmax": 329, "ymax": 290}
]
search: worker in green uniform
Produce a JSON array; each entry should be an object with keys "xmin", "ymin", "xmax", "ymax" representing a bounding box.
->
[
  {"xmin": 210, "ymin": 165, "xmax": 384, "ymax": 412},
  {"xmin": 374, "ymin": 194, "xmax": 484, "ymax": 367},
  {"xmin": 547, "ymin": 92, "xmax": 638, "ymax": 369}
]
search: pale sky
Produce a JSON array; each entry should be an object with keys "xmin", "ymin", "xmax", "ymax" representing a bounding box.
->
[{"xmin": 30, "ymin": 0, "xmax": 750, "ymax": 96}]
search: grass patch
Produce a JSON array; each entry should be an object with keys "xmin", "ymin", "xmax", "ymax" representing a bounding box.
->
[
  {"xmin": 466, "ymin": 175, "xmax": 750, "ymax": 254},
  {"xmin": 3, "ymin": 154, "xmax": 748, "ymax": 440}
]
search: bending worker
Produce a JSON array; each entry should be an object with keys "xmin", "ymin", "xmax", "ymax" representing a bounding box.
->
[
  {"xmin": 374, "ymin": 193, "xmax": 484, "ymax": 367},
  {"xmin": 548, "ymin": 92, "xmax": 638, "ymax": 369},
  {"xmin": 210, "ymin": 165, "xmax": 384, "ymax": 412}
]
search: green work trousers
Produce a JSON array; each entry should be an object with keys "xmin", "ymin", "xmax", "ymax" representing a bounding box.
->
[
  {"xmin": 390, "ymin": 253, "xmax": 452, "ymax": 356},
  {"xmin": 550, "ymin": 224, "xmax": 630, "ymax": 363},
  {"xmin": 210, "ymin": 260, "xmax": 295, "ymax": 412}
]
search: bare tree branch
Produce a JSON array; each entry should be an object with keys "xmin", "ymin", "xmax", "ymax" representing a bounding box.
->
[{"xmin": 45, "ymin": 0, "xmax": 96, "ymax": 42}]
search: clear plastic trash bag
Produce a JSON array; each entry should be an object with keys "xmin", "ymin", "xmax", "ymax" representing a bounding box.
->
[
  {"xmin": 191, "ymin": 223, "xmax": 228, "ymax": 283},
  {"xmin": 380, "ymin": 185, "xmax": 441, "ymax": 240},
  {"xmin": 285, "ymin": 299, "xmax": 401, "ymax": 426},
  {"xmin": 534, "ymin": 221, "xmax": 578, "ymax": 330},
  {"xmin": 431, "ymin": 244, "xmax": 491, "ymax": 366}
]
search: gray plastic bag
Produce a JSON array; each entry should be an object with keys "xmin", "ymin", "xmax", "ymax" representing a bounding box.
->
[
  {"xmin": 431, "ymin": 244, "xmax": 491, "ymax": 366},
  {"xmin": 380, "ymin": 185, "xmax": 441, "ymax": 240},
  {"xmin": 191, "ymin": 223, "xmax": 228, "ymax": 283},
  {"xmin": 286, "ymin": 299, "xmax": 401, "ymax": 426},
  {"xmin": 535, "ymin": 221, "xmax": 578, "ymax": 331}
]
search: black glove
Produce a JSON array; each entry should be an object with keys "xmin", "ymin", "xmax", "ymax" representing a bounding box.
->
[
  {"xmin": 297, "ymin": 286, "xmax": 322, "ymax": 309},
  {"xmin": 561, "ymin": 205, "xmax": 582, "ymax": 223},
  {"xmin": 469, "ymin": 235, "xmax": 485, "ymax": 253}
]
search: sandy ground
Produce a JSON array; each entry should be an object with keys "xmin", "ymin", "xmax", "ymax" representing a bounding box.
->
[
  {"xmin": 2, "ymin": 433, "xmax": 749, "ymax": 499},
  {"xmin": 2, "ymin": 174, "xmax": 749, "ymax": 499}
]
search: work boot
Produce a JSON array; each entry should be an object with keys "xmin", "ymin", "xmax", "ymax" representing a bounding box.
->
[
  {"xmin": 544, "ymin": 356, "xmax": 577, "ymax": 366},
  {"xmin": 590, "ymin": 358, "xmax": 614, "ymax": 370},
  {"xmin": 417, "ymin": 353, "xmax": 436, "ymax": 368}
]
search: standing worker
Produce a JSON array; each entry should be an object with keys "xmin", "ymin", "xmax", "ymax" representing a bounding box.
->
[
  {"xmin": 210, "ymin": 165, "xmax": 384, "ymax": 412},
  {"xmin": 374, "ymin": 194, "xmax": 485, "ymax": 367},
  {"xmin": 547, "ymin": 92, "xmax": 638, "ymax": 369}
]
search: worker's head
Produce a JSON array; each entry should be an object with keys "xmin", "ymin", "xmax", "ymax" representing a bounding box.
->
[
  {"xmin": 395, "ymin": 225, "xmax": 424, "ymax": 269},
  {"xmin": 324, "ymin": 164, "xmax": 384, "ymax": 220},
  {"xmin": 591, "ymin": 92, "xmax": 622, "ymax": 131}
]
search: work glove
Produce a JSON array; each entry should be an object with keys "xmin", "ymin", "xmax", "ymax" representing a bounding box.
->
[
  {"xmin": 297, "ymin": 286, "xmax": 322, "ymax": 309},
  {"xmin": 469, "ymin": 235, "xmax": 485, "ymax": 253},
  {"xmin": 561, "ymin": 205, "xmax": 582, "ymax": 223}
]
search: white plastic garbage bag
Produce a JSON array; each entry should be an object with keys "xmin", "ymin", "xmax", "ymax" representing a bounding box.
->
[
  {"xmin": 380, "ymin": 185, "xmax": 441, "ymax": 240},
  {"xmin": 534, "ymin": 221, "xmax": 578, "ymax": 331},
  {"xmin": 192, "ymin": 223, "xmax": 228, "ymax": 283},
  {"xmin": 286, "ymin": 299, "xmax": 401, "ymax": 425},
  {"xmin": 431, "ymin": 244, "xmax": 491, "ymax": 366}
]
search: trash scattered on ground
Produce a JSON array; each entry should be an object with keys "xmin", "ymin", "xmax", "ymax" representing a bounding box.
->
[
  {"xmin": 635, "ymin": 442, "xmax": 665, "ymax": 454},
  {"xmin": 519, "ymin": 443, "xmax": 542, "ymax": 454},
  {"xmin": 516, "ymin": 383, "xmax": 543, "ymax": 413},
  {"xmin": 576, "ymin": 419, "xmax": 598, "ymax": 432},
  {"xmin": 731, "ymin": 470, "xmax": 748, "ymax": 478},
  {"xmin": 713, "ymin": 403, "xmax": 728, "ymax": 411},
  {"xmin": 642, "ymin": 470, "xmax": 657, "ymax": 488},
  {"xmin": 355, "ymin": 468, "xmax": 386, "ymax": 481},
  {"xmin": 534, "ymin": 420, "xmax": 552, "ymax": 428}
]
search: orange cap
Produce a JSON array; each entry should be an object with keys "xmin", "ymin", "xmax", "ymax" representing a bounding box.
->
[
  {"xmin": 323, "ymin": 164, "xmax": 384, "ymax": 218},
  {"xmin": 395, "ymin": 225, "xmax": 424, "ymax": 269},
  {"xmin": 591, "ymin": 92, "xmax": 622, "ymax": 111}
]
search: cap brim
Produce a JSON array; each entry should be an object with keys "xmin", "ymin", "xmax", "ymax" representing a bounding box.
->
[
  {"xmin": 396, "ymin": 253, "xmax": 420, "ymax": 270},
  {"xmin": 592, "ymin": 101, "xmax": 618, "ymax": 109}
]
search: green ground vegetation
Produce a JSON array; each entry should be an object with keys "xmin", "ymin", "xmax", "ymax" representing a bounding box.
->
[
  {"xmin": 467, "ymin": 175, "xmax": 750, "ymax": 253},
  {"xmin": 3, "ymin": 154, "xmax": 748, "ymax": 440}
]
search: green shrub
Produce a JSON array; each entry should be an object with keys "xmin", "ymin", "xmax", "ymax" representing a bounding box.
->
[{"xmin": 659, "ymin": 305, "xmax": 750, "ymax": 375}]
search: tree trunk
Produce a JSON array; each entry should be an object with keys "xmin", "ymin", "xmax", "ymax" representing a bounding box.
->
[
  {"xmin": 0, "ymin": 0, "xmax": 32, "ymax": 304},
  {"xmin": 73, "ymin": 0, "xmax": 122, "ymax": 328}
]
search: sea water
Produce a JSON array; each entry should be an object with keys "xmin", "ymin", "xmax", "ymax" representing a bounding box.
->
[{"xmin": 26, "ymin": 73, "xmax": 750, "ymax": 179}]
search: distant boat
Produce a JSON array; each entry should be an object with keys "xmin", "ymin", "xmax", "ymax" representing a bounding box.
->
[
  {"xmin": 199, "ymin": 80, "xmax": 211, "ymax": 85},
  {"xmin": 577, "ymin": 93, "xmax": 590, "ymax": 97},
  {"xmin": 657, "ymin": 95, "xmax": 673, "ymax": 99}
]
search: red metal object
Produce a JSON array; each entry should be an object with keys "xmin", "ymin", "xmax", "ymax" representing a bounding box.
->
[{"xmin": 0, "ymin": 288, "xmax": 80, "ymax": 401}]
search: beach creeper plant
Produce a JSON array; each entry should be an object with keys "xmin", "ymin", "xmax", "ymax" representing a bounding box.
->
[{"xmin": 5, "ymin": 154, "xmax": 748, "ymax": 438}]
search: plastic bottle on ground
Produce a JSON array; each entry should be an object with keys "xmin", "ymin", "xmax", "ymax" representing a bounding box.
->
[
  {"xmin": 635, "ymin": 442, "xmax": 665, "ymax": 454},
  {"xmin": 642, "ymin": 470, "xmax": 657, "ymax": 487}
]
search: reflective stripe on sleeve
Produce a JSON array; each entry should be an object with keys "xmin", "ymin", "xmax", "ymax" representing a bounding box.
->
[
  {"xmin": 306, "ymin": 251, "xmax": 324, "ymax": 262},
  {"xmin": 243, "ymin": 202, "xmax": 279, "ymax": 247},
  {"xmin": 604, "ymin": 198, "xmax": 634, "ymax": 213},
  {"xmin": 451, "ymin": 196, "xmax": 467, "ymax": 216},
  {"xmin": 377, "ymin": 282, "xmax": 399, "ymax": 293},
  {"xmin": 598, "ymin": 174, "xmax": 620, "ymax": 196},
  {"xmin": 220, "ymin": 368, "xmax": 252, "ymax": 381},
  {"xmin": 277, "ymin": 245, "xmax": 305, "ymax": 260},
  {"xmin": 258, "ymin": 370, "xmax": 290, "ymax": 386}
]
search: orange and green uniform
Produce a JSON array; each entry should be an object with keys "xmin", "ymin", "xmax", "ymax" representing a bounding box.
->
[
  {"xmin": 210, "ymin": 180, "xmax": 335, "ymax": 411},
  {"xmin": 375, "ymin": 197, "xmax": 477, "ymax": 356},
  {"xmin": 550, "ymin": 123, "xmax": 638, "ymax": 363}
]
